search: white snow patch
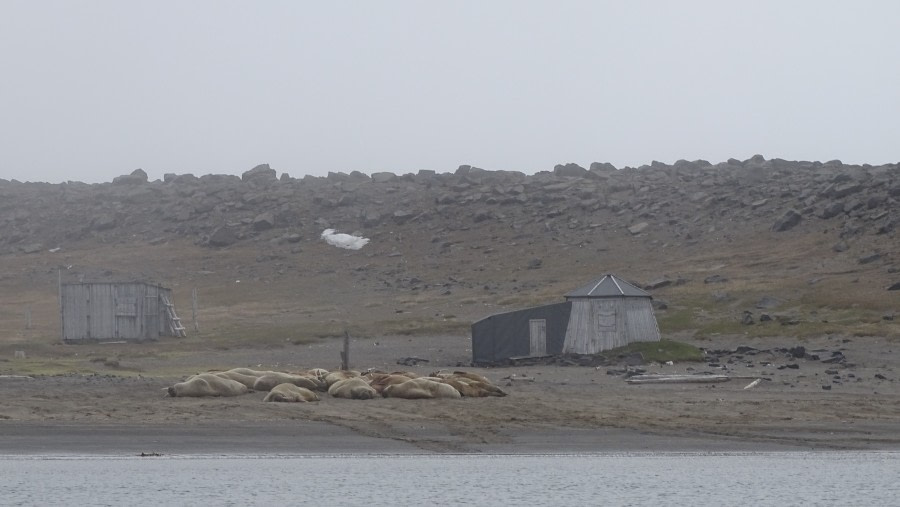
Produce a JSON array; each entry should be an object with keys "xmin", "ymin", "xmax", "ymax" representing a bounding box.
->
[{"xmin": 321, "ymin": 229, "xmax": 370, "ymax": 250}]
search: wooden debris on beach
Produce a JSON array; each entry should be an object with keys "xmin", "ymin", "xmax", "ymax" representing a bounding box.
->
[
  {"xmin": 0, "ymin": 375, "xmax": 34, "ymax": 380},
  {"xmin": 743, "ymin": 378, "xmax": 763, "ymax": 390},
  {"xmin": 625, "ymin": 374, "xmax": 731, "ymax": 384}
]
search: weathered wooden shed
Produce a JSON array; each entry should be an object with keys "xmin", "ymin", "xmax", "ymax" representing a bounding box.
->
[
  {"xmin": 561, "ymin": 274, "xmax": 660, "ymax": 354},
  {"xmin": 471, "ymin": 274, "xmax": 660, "ymax": 364},
  {"xmin": 60, "ymin": 282, "xmax": 185, "ymax": 342}
]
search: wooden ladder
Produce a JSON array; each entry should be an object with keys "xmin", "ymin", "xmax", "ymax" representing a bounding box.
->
[{"xmin": 160, "ymin": 294, "xmax": 186, "ymax": 337}]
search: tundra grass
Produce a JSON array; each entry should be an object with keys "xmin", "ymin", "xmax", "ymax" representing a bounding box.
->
[{"xmin": 604, "ymin": 340, "xmax": 705, "ymax": 363}]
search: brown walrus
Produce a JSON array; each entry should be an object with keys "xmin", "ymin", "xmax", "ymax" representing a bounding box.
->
[
  {"xmin": 167, "ymin": 373, "xmax": 248, "ymax": 397},
  {"xmin": 383, "ymin": 378, "xmax": 461, "ymax": 399},
  {"xmin": 263, "ymin": 383, "xmax": 320, "ymax": 402},
  {"xmin": 253, "ymin": 372, "xmax": 322, "ymax": 392}
]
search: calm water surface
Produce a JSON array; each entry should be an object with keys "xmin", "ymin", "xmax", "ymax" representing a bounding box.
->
[{"xmin": 1, "ymin": 452, "xmax": 898, "ymax": 506}]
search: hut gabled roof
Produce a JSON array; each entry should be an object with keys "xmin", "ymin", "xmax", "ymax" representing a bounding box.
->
[{"xmin": 565, "ymin": 274, "xmax": 650, "ymax": 298}]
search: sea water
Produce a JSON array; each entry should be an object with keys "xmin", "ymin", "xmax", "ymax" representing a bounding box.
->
[{"xmin": 1, "ymin": 452, "xmax": 898, "ymax": 506}]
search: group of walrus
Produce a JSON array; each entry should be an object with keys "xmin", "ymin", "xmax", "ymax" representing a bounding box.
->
[{"xmin": 166, "ymin": 367, "xmax": 507, "ymax": 402}]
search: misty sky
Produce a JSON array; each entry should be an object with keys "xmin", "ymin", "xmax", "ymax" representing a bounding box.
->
[{"xmin": 1, "ymin": 1, "xmax": 898, "ymax": 184}]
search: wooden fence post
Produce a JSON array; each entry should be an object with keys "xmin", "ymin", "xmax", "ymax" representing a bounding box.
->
[
  {"xmin": 191, "ymin": 288, "xmax": 199, "ymax": 333},
  {"xmin": 340, "ymin": 330, "xmax": 350, "ymax": 370}
]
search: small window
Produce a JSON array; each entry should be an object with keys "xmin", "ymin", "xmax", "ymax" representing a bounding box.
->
[{"xmin": 116, "ymin": 297, "xmax": 137, "ymax": 316}]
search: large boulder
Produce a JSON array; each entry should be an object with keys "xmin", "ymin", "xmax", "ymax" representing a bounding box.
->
[
  {"xmin": 628, "ymin": 222, "xmax": 649, "ymax": 235},
  {"xmin": 112, "ymin": 168, "xmax": 148, "ymax": 185},
  {"xmin": 819, "ymin": 201, "xmax": 845, "ymax": 219},
  {"xmin": 252, "ymin": 212, "xmax": 275, "ymax": 231},
  {"xmin": 207, "ymin": 226, "xmax": 239, "ymax": 247},
  {"xmin": 589, "ymin": 162, "xmax": 617, "ymax": 173},
  {"xmin": 832, "ymin": 183, "xmax": 863, "ymax": 199},
  {"xmin": 20, "ymin": 243, "xmax": 43, "ymax": 254},
  {"xmin": 242, "ymin": 163, "xmax": 277, "ymax": 184},
  {"xmin": 90, "ymin": 214, "xmax": 117, "ymax": 231},
  {"xmin": 392, "ymin": 210, "xmax": 414, "ymax": 224},
  {"xmin": 371, "ymin": 172, "xmax": 398, "ymax": 183},
  {"xmin": 554, "ymin": 163, "xmax": 588, "ymax": 177},
  {"xmin": 772, "ymin": 209, "xmax": 802, "ymax": 232}
]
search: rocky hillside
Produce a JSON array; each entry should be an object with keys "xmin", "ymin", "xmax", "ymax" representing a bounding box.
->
[{"xmin": 1, "ymin": 155, "xmax": 898, "ymax": 345}]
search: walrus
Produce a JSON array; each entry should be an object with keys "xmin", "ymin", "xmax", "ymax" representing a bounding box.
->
[
  {"xmin": 437, "ymin": 378, "xmax": 485, "ymax": 397},
  {"xmin": 464, "ymin": 380, "xmax": 507, "ymax": 397},
  {"xmin": 450, "ymin": 371, "xmax": 493, "ymax": 385},
  {"xmin": 212, "ymin": 369, "xmax": 263, "ymax": 389},
  {"xmin": 438, "ymin": 374, "xmax": 508, "ymax": 397},
  {"xmin": 224, "ymin": 367, "xmax": 270, "ymax": 377},
  {"xmin": 301, "ymin": 368, "xmax": 331, "ymax": 381},
  {"xmin": 362, "ymin": 371, "xmax": 388, "ymax": 382},
  {"xmin": 324, "ymin": 370, "xmax": 361, "ymax": 388},
  {"xmin": 369, "ymin": 373, "xmax": 415, "ymax": 395},
  {"xmin": 390, "ymin": 370, "xmax": 421, "ymax": 379},
  {"xmin": 263, "ymin": 383, "xmax": 320, "ymax": 403},
  {"xmin": 382, "ymin": 378, "xmax": 461, "ymax": 399},
  {"xmin": 167, "ymin": 373, "xmax": 248, "ymax": 397},
  {"xmin": 253, "ymin": 372, "xmax": 322, "ymax": 392},
  {"xmin": 328, "ymin": 377, "xmax": 377, "ymax": 400}
]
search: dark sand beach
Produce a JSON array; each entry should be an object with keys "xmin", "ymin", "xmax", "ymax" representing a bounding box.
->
[{"xmin": 2, "ymin": 333, "xmax": 899, "ymax": 455}]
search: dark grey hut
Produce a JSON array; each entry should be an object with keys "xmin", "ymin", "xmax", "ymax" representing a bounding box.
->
[
  {"xmin": 60, "ymin": 282, "xmax": 186, "ymax": 342},
  {"xmin": 471, "ymin": 274, "xmax": 660, "ymax": 364},
  {"xmin": 471, "ymin": 302, "xmax": 572, "ymax": 364}
]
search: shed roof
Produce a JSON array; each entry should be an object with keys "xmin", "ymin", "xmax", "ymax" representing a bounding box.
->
[{"xmin": 565, "ymin": 274, "xmax": 650, "ymax": 298}]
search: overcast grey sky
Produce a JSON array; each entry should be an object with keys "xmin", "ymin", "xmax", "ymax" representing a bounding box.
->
[{"xmin": 1, "ymin": 1, "xmax": 898, "ymax": 183}]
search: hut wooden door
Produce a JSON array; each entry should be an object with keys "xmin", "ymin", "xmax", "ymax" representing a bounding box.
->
[
  {"xmin": 592, "ymin": 299, "xmax": 620, "ymax": 350},
  {"xmin": 114, "ymin": 285, "xmax": 140, "ymax": 339},
  {"xmin": 529, "ymin": 319, "xmax": 547, "ymax": 356}
]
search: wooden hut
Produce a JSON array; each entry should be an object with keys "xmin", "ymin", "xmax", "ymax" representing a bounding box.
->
[
  {"xmin": 561, "ymin": 274, "xmax": 660, "ymax": 354},
  {"xmin": 60, "ymin": 282, "xmax": 186, "ymax": 342},
  {"xmin": 471, "ymin": 274, "xmax": 660, "ymax": 364}
]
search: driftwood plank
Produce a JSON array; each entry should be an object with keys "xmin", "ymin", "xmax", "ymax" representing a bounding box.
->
[{"xmin": 626, "ymin": 374, "xmax": 731, "ymax": 384}]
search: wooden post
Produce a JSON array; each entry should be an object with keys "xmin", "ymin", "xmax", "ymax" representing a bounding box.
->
[
  {"xmin": 340, "ymin": 330, "xmax": 350, "ymax": 370},
  {"xmin": 191, "ymin": 288, "xmax": 199, "ymax": 333},
  {"xmin": 25, "ymin": 307, "xmax": 32, "ymax": 330},
  {"xmin": 58, "ymin": 269, "xmax": 63, "ymax": 341}
]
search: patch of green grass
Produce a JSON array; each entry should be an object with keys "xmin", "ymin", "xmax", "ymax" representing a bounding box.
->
[
  {"xmin": 657, "ymin": 309, "xmax": 696, "ymax": 333},
  {"xmin": 605, "ymin": 339, "xmax": 705, "ymax": 363}
]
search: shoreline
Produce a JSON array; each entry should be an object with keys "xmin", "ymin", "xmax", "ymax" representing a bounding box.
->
[{"xmin": 1, "ymin": 421, "xmax": 894, "ymax": 456}]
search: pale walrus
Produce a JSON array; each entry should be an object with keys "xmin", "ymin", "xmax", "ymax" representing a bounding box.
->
[
  {"xmin": 167, "ymin": 373, "xmax": 248, "ymax": 397},
  {"xmin": 212, "ymin": 370, "xmax": 263, "ymax": 389},
  {"xmin": 328, "ymin": 377, "xmax": 377, "ymax": 400},
  {"xmin": 382, "ymin": 378, "xmax": 461, "ymax": 399},
  {"xmin": 324, "ymin": 370, "xmax": 361, "ymax": 388},
  {"xmin": 263, "ymin": 383, "xmax": 320, "ymax": 403},
  {"xmin": 253, "ymin": 372, "xmax": 322, "ymax": 392}
]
